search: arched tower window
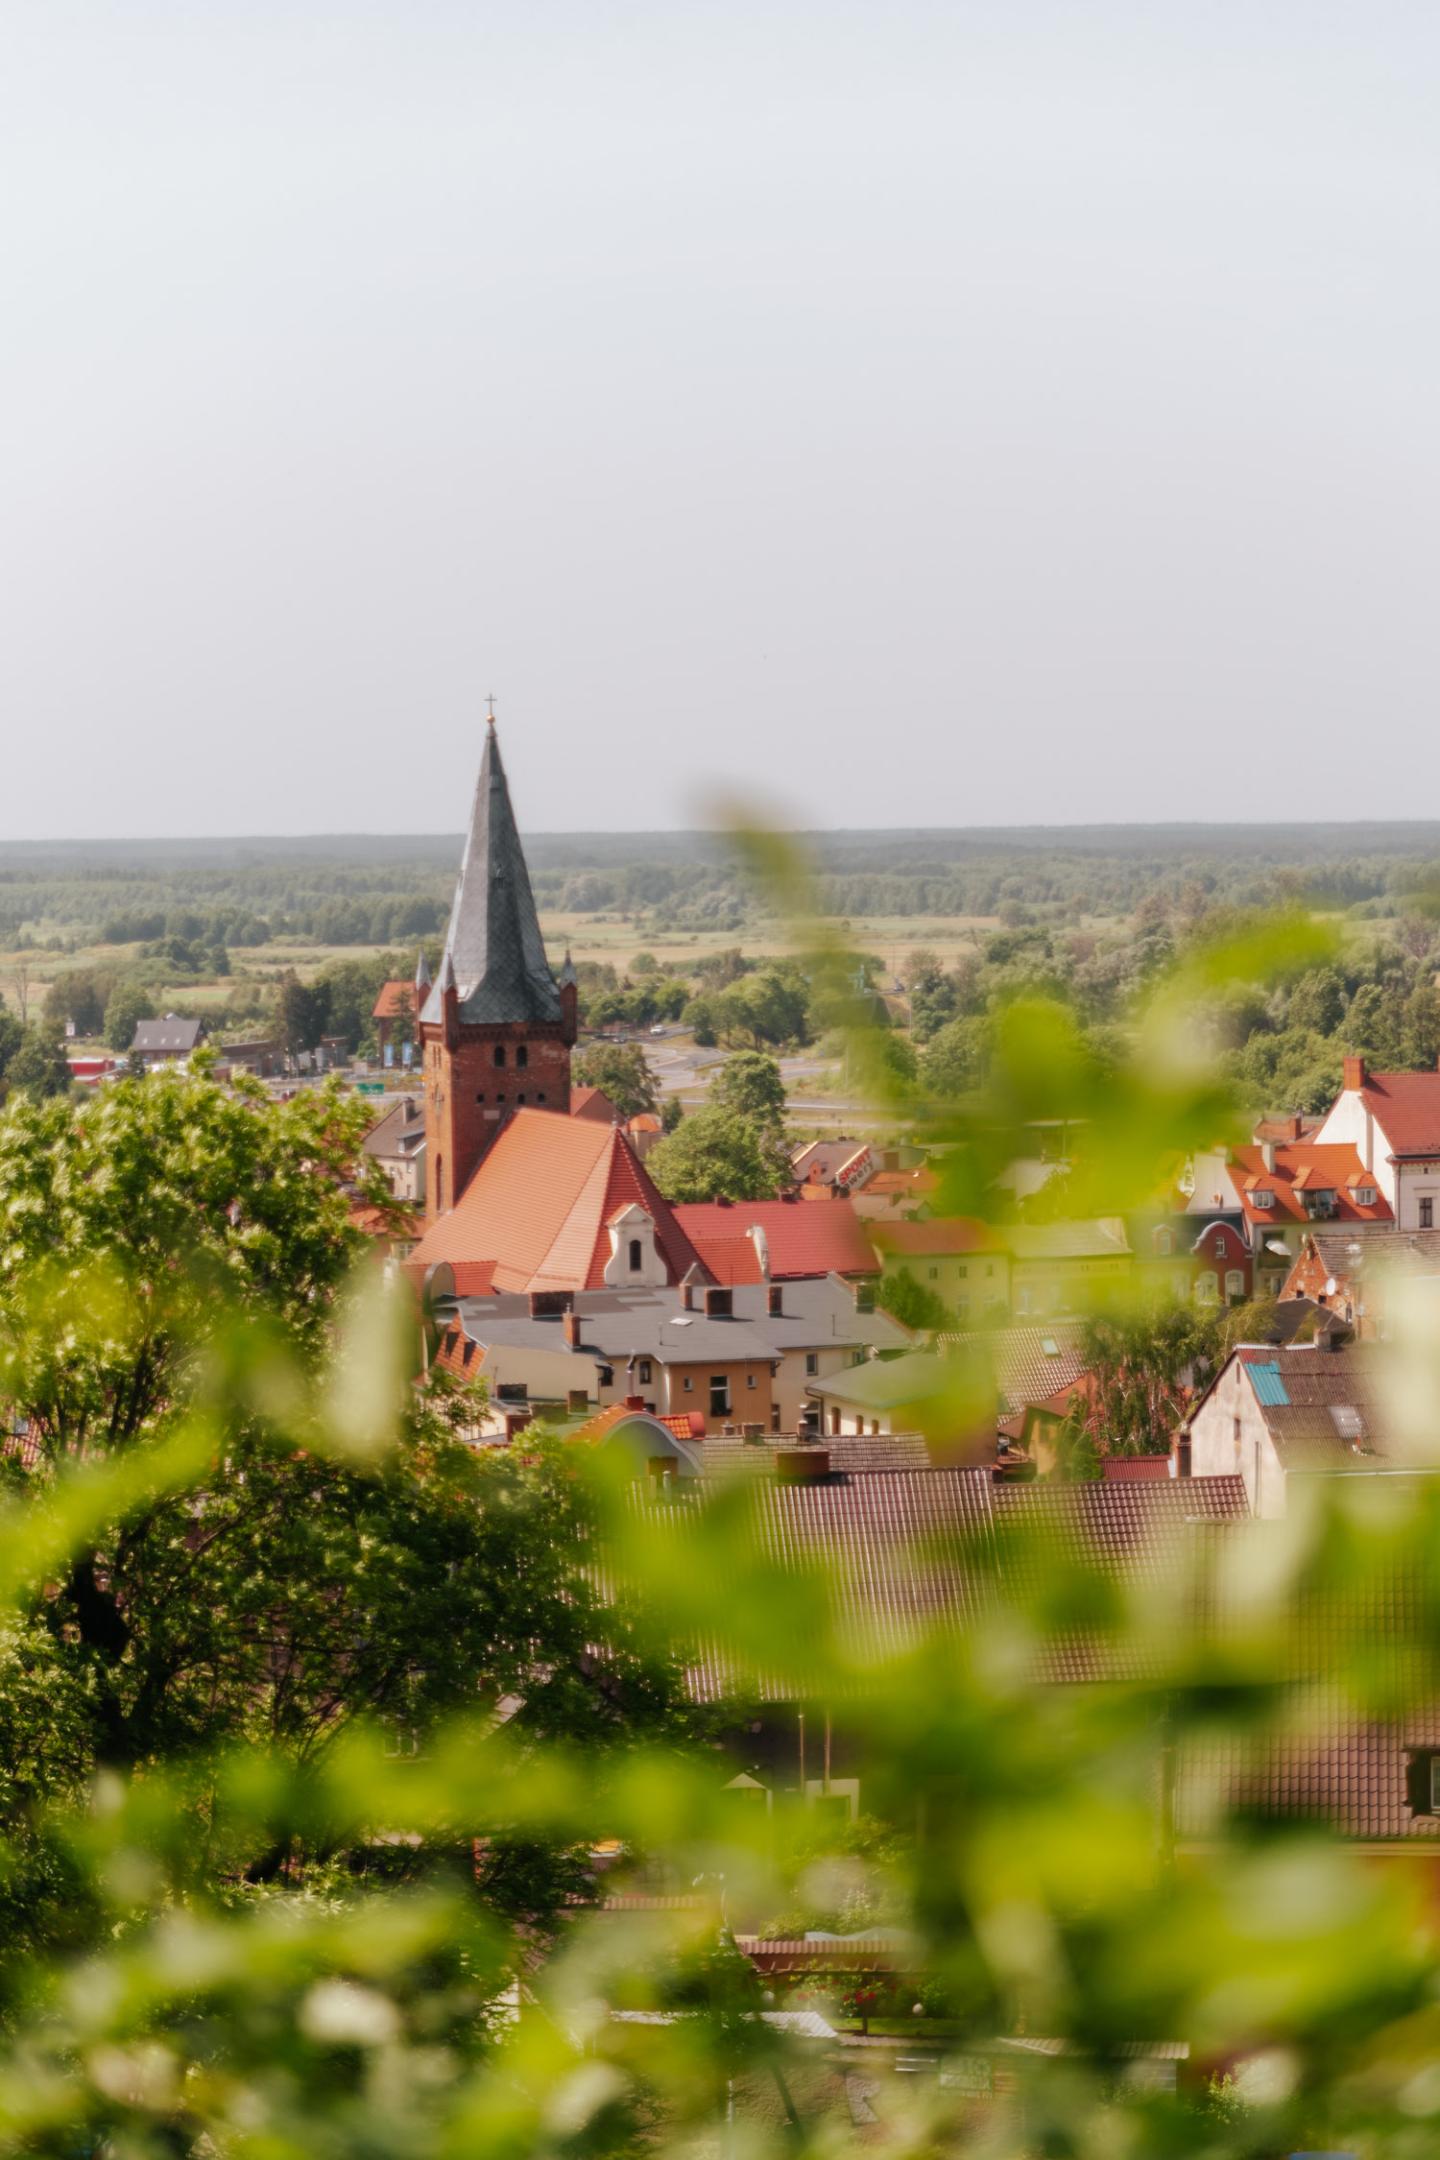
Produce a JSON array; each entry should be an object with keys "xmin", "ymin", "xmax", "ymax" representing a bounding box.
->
[
  {"xmin": 516, "ymin": 1044, "xmax": 528, "ymax": 1069},
  {"xmin": 493, "ymin": 1044, "xmax": 507, "ymax": 1067}
]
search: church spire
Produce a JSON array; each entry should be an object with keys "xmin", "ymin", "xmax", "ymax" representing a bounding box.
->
[{"xmin": 421, "ymin": 714, "xmax": 561, "ymax": 1028}]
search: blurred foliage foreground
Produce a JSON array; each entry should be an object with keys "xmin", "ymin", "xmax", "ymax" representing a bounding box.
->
[{"xmin": 1, "ymin": 920, "xmax": 1440, "ymax": 2156}]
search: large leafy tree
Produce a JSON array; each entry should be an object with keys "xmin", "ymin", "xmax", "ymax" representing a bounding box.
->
[
  {"xmin": 709, "ymin": 1049, "xmax": 786, "ymax": 1132},
  {"xmin": 647, "ymin": 1103, "xmax": 789, "ymax": 1203},
  {"xmin": 5, "ymin": 1023, "xmax": 72, "ymax": 1099},
  {"xmin": 572, "ymin": 1040, "xmax": 659, "ymax": 1119},
  {"xmin": 0, "ymin": 1068, "xmax": 681, "ymax": 1778}
]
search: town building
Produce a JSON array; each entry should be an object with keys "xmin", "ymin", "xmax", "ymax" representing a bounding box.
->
[
  {"xmin": 362, "ymin": 1095, "xmax": 427, "ymax": 1206},
  {"xmin": 803, "ymin": 1349, "xmax": 958, "ymax": 1444},
  {"xmin": 1311, "ymin": 1055, "xmax": 1440, "ymax": 1232},
  {"xmin": 1281, "ymin": 1225, "xmax": 1440, "ymax": 1337},
  {"xmin": 871, "ymin": 1217, "xmax": 1009, "ymax": 1320},
  {"xmin": 674, "ymin": 1195, "xmax": 878, "ymax": 1285},
  {"xmin": 937, "ymin": 1321, "xmax": 1094, "ymax": 1454},
  {"xmin": 1228, "ymin": 1134, "xmax": 1393, "ymax": 1295},
  {"xmin": 130, "ymin": 1016, "xmax": 205, "ymax": 1068},
  {"xmin": 1180, "ymin": 1334, "xmax": 1427, "ymax": 1516},
  {"xmin": 428, "ymin": 1270, "xmax": 909, "ymax": 1442},
  {"xmin": 1000, "ymin": 1219, "xmax": 1132, "ymax": 1319},
  {"xmin": 418, "ymin": 717, "xmax": 578, "ymax": 1217},
  {"xmin": 371, "ymin": 979, "xmax": 418, "ymax": 1059}
]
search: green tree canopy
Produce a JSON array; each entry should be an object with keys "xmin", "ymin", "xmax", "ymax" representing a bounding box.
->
[
  {"xmin": 646, "ymin": 1103, "xmax": 788, "ymax": 1202},
  {"xmin": 708, "ymin": 1049, "xmax": 787, "ymax": 1132},
  {"xmin": 102, "ymin": 980, "xmax": 156, "ymax": 1053},
  {"xmin": 572, "ymin": 1041, "xmax": 660, "ymax": 1119}
]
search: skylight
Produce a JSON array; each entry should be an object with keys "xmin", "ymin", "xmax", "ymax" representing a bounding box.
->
[{"xmin": 1330, "ymin": 1404, "xmax": 1364, "ymax": 1444}]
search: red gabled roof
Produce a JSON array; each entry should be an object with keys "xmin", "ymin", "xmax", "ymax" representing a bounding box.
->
[
  {"xmin": 1230, "ymin": 1144, "xmax": 1392, "ymax": 1226},
  {"xmin": 371, "ymin": 980, "xmax": 415, "ymax": 1021},
  {"xmin": 1355, "ymin": 1069, "xmax": 1440, "ymax": 1158},
  {"xmin": 873, "ymin": 1216, "xmax": 1005, "ymax": 1258},
  {"xmin": 570, "ymin": 1085, "xmax": 621, "ymax": 1124},
  {"xmin": 675, "ymin": 1195, "xmax": 879, "ymax": 1280},
  {"xmin": 403, "ymin": 1108, "xmax": 703, "ymax": 1293}
]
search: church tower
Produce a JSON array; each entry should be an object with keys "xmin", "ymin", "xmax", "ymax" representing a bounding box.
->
[{"xmin": 420, "ymin": 715, "xmax": 577, "ymax": 1216}]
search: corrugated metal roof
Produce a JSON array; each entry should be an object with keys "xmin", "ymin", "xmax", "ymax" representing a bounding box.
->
[{"xmin": 1249, "ymin": 1361, "xmax": 1290, "ymax": 1406}]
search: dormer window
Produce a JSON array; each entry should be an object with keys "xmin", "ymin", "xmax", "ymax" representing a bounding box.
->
[
  {"xmin": 1354, "ymin": 1185, "xmax": 1377, "ymax": 1208},
  {"xmin": 628, "ymin": 1238, "xmax": 643, "ymax": 1272},
  {"xmin": 1252, "ymin": 1189, "xmax": 1274, "ymax": 1209},
  {"xmin": 1305, "ymin": 1189, "xmax": 1337, "ymax": 1220}
]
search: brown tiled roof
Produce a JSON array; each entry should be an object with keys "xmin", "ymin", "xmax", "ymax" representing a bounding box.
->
[
  {"xmin": 701, "ymin": 1432, "xmax": 932, "ymax": 1476},
  {"xmin": 404, "ymin": 1109, "xmax": 704, "ymax": 1294},
  {"xmin": 1232, "ymin": 1342, "xmax": 1391, "ymax": 1467},
  {"xmin": 936, "ymin": 1323, "xmax": 1091, "ymax": 1417}
]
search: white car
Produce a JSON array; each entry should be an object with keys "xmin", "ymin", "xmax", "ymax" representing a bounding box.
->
[{"xmin": 650, "ymin": 1023, "xmax": 666, "ymax": 1036}]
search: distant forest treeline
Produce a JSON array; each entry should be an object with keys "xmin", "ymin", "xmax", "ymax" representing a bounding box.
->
[{"xmin": 2, "ymin": 824, "xmax": 1439, "ymax": 948}]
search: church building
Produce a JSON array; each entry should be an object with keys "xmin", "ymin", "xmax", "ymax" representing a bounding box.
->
[{"xmin": 418, "ymin": 717, "xmax": 577, "ymax": 1216}]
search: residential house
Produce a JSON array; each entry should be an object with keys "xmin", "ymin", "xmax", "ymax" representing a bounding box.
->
[
  {"xmin": 130, "ymin": 1016, "xmax": 205, "ymax": 1068},
  {"xmin": 1281, "ymin": 1225, "xmax": 1440, "ymax": 1338},
  {"xmin": 371, "ymin": 978, "xmax": 419, "ymax": 1059},
  {"xmin": 936, "ymin": 1321, "xmax": 1093, "ymax": 1453},
  {"xmin": 1311, "ymin": 1055, "xmax": 1440, "ymax": 1232},
  {"xmin": 804, "ymin": 1349, "xmax": 960, "ymax": 1445},
  {"xmin": 217, "ymin": 1037, "xmax": 280, "ymax": 1079},
  {"xmin": 1181, "ymin": 1335, "xmax": 1426, "ymax": 1517},
  {"xmin": 429, "ymin": 1270, "xmax": 909, "ymax": 1442},
  {"xmin": 675, "ymin": 1195, "xmax": 878, "ymax": 1285},
  {"xmin": 790, "ymin": 1138, "xmax": 876, "ymax": 1194},
  {"xmin": 1000, "ymin": 1219, "xmax": 1131, "ymax": 1319},
  {"xmin": 1229, "ymin": 1136, "xmax": 1393, "ymax": 1296},
  {"xmin": 1131, "ymin": 1150, "xmax": 1251, "ymax": 1306},
  {"xmin": 362, "ymin": 1095, "xmax": 427, "ymax": 1206},
  {"xmin": 871, "ymin": 1218, "xmax": 1010, "ymax": 1321}
]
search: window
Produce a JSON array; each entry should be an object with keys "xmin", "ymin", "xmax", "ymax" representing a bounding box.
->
[
  {"xmin": 517, "ymin": 1092, "xmax": 526, "ymax": 1104},
  {"xmin": 537, "ymin": 1091, "xmax": 547, "ymax": 1104},
  {"xmin": 567, "ymin": 1389, "xmax": 588, "ymax": 1414},
  {"xmin": 1422, "ymin": 1197, "xmax": 1435, "ymax": 1230},
  {"xmin": 1253, "ymin": 1189, "xmax": 1274, "ymax": 1209},
  {"xmin": 709, "ymin": 1375, "xmax": 731, "ymax": 1418},
  {"xmin": 805, "ymin": 1352, "xmax": 819, "ymax": 1376},
  {"xmin": 956, "ymin": 1263, "xmax": 968, "ymax": 1279},
  {"xmin": 493, "ymin": 1045, "xmax": 506, "ymax": 1067},
  {"xmin": 628, "ymin": 1238, "xmax": 643, "ymax": 1272},
  {"xmin": 516, "ymin": 1045, "xmax": 528, "ymax": 1069},
  {"xmin": 1016, "ymin": 1287, "xmax": 1032, "ymax": 1315},
  {"xmin": 746, "ymin": 1372, "xmax": 757, "ymax": 1389},
  {"xmin": 638, "ymin": 1359, "xmax": 653, "ymax": 1386},
  {"xmin": 1355, "ymin": 1186, "xmax": 1376, "ymax": 1207},
  {"xmin": 928, "ymin": 1266, "xmax": 939, "ymax": 1281},
  {"xmin": 597, "ymin": 1364, "xmax": 614, "ymax": 1388},
  {"xmin": 1155, "ymin": 1228, "xmax": 1173, "ymax": 1255},
  {"xmin": 475, "ymin": 1091, "xmax": 485, "ymax": 1104},
  {"xmin": 1225, "ymin": 1269, "xmax": 1245, "ymax": 1302},
  {"xmin": 682, "ymin": 1375, "xmax": 693, "ymax": 1392},
  {"xmin": 1196, "ymin": 1273, "xmax": 1219, "ymax": 1304},
  {"xmin": 768, "ymin": 1285, "xmax": 783, "ymax": 1316}
]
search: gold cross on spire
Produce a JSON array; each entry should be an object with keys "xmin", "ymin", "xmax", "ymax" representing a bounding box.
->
[{"xmin": 485, "ymin": 692, "xmax": 497, "ymax": 729}]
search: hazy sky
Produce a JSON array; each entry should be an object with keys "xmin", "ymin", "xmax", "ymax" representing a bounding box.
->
[{"xmin": 4, "ymin": 2, "xmax": 1439, "ymax": 839}]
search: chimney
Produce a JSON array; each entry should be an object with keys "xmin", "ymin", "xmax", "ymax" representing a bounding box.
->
[
  {"xmin": 1342, "ymin": 1055, "xmax": 1367, "ymax": 1093},
  {"xmin": 776, "ymin": 1448, "xmax": 831, "ymax": 1484},
  {"xmin": 1290, "ymin": 1114, "xmax": 1304, "ymax": 1141},
  {"xmin": 563, "ymin": 1311, "xmax": 582, "ymax": 1348},
  {"xmin": 1261, "ymin": 1141, "xmax": 1276, "ymax": 1174},
  {"xmin": 680, "ymin": 1278, "xmax": 695, "ymax": 1311}
]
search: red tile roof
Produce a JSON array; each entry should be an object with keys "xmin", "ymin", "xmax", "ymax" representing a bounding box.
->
[
  {"xmin": 1230, "ymin": 1144, "xmax": 1392, "ymax": 1226},
  {"xmin": 1354, "ymin": 1068, "xmax": 1440, "ymax": 1157},
  {"xmin": 675, "ymin": 1196, "xmax": 878, "ymax": 1281},
  {"xmin": 873, "ymin": 1216, "xmax": 1004, "ymax": 1258},
  {"xmin": 371, "ymin": 980, "xmax": 415, "ymax": 1021},
  {"xmin": 570, "ymin": 1085, "xmax": 621, "ymax": 1124},
  {"xmin": 404, "ymin": 1108, "xmax": 705, "ymax": 1294}
]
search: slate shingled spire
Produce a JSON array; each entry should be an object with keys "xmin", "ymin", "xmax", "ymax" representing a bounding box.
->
[{"xmin": 422, "ymin": 717, "xmax": 562, "ymax": 1028}]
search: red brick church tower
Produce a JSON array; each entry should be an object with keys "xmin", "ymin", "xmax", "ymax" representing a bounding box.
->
[{"xmin": 419, "ymin": 715, "xmax": 577, "ymax": 1216}]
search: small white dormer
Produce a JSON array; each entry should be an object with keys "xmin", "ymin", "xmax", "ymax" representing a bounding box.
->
[{"xmin": 603, "ymin": 1202, "xmax": 669, "ymax": 1288}]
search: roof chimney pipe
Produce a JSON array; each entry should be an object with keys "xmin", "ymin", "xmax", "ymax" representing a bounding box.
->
[{"xmin": 1342, "ymin": 1054, "xmax": 1368, "ymax": 1092}]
